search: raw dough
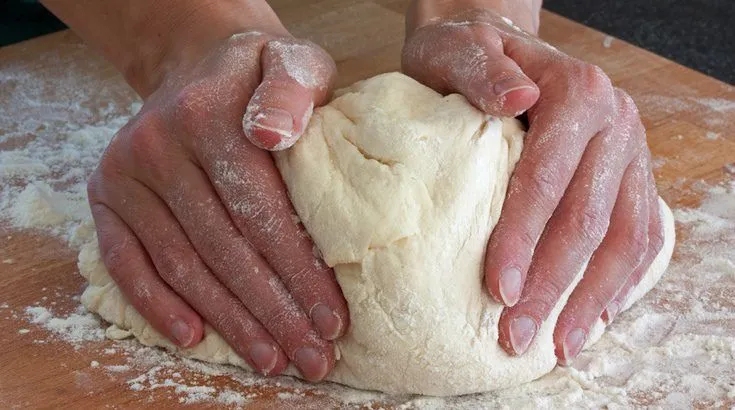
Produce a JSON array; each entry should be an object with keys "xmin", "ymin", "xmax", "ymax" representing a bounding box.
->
[{"xmin": 78, "ymin": 72, "xmax": 675, "ymax": 396}]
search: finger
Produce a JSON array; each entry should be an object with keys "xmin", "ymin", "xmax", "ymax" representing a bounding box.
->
[
  {"xmin": 88, "ymin": 200, "xmax": 203, "ymax": 349},
  {"xmin": 243, "ymin": 38, "xmax": 336, "ymax": 150},
  {"xmin": 96, "ymin": 165, "xmax": 291, "ymax": 376},
  {"xmin": 497, "ymin": 91, "xmax": 640, "ymax": 355},
  {"xmin": 402, "ymin": 22, "xmax": 539, "ymax": 117},
  {"xmin": 553, "ymin": 152, "xmax": 649, "ymax": 365},
  {"xmin": 602, "ymin": 159, "xmax": 666, "ymax": 323}
]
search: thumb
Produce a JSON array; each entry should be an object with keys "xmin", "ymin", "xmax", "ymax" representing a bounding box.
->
[
  {"xmin": 403, "ymin": 24, "xmax": 539, "ymax": 117},
  {"xmin": 243, "ymin": 38, "xmax": 336, "ymax": 151},
  {"xmin": 473, "ymin": 59, "xmax": 540, "ymax": 117}
]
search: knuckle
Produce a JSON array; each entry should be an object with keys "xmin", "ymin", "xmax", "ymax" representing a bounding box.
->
[
  {"xmin": 101, "ymin": 240, "xmax": 130, "ymax": 280},
  {"xmin": 93, "ymin": 149, "xmax": 127, "ymax": 191},
  {"xmin": 570, "ymin": 203, "xmax": 609, "ymax": 245},
  {"xmin": 629, "ymin": 226, "xmax": 650, "ymax": 259},
  {"xmin": 527, "ymin": 273, "xmax": 566, "ymax": 314},
  {"xmin": 86, "ymin": 172, "xmax": 103, "ymax": 202},
  {"xmin": 516, "ymin": 228, "xmax": 539, "ymax": 255},
  {"xmin": 619, "ymin": 226, "xmax": 649, "ymax": 268},
  {"xmin": 614, "ymin": 88, "xmax": 646, "ymax": 138},
  {"xmin": 94, "ymin": 154, "xmax": 118, "ymax": 182},
  {"xmin": 282, "ymin": 266, "xmax": 312, "ymax": 290},
  {"xmin": 523, "ymin": 165, "xmax": 561, "ymax": 208},
  {"xmin": 152, "ymin": 244, "xmax": 189, "ymax": 285},
  {"xmin": 265, "ymin": 38, "xmax": 335, "ymax": 89},
  {"xmin": 263, "ymin": 306, "xmax": 294, "ymax": 334},
  {"xmin": 647, "ymin": 218, "xmax": 665, "ymax": 256},
  {"xmin": 584, "ymin": 287, "xmax": 611, "ymax": 314},
  {"xmin": 93, "ymin": 131, "xmax": 127, "ymax": 186},
  {"xmin": 211, "ymin": 312, "xmax": 238, "ymax": 338},
  {"xmin": 625, "ymin": 268, "xmax": 645, "ymax": 290},
  {"xmin": 567, "ymin": 63, "xmax": 614, "ymax": 117},
  {"xmin": 585, "ymin": 64, "xmax": 613, "ymax": 95},
  {"xmin": 300, "ymin": 39, "xmax": 333, "ymax": 66},
  {"xmin": 615, "ymin": 88, "xmax": 639, "ymax": 117},
  {"xmin": 646, "ymin": 196, "xmax": 665, "ymax": 255}
]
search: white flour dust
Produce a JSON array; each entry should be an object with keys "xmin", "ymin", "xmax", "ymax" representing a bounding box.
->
[
  {"xmin": 2, "ymin": 41, "xmax": 734, "ymax": 408},
  {"xmin": 602, "ymin": 36, "xmax": 614, "ymax": 48},
  {"xmin": 25, "ymin": 304, "xmax": 105, "ymax": 344}
]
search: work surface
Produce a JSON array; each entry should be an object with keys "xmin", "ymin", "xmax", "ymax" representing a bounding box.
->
[{"xmin": 1, "ymin": 0, "xmax": 734, "ymax": 408}]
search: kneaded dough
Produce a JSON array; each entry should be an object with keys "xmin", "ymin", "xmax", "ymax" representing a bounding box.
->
[{"xmin": 78, "ymin": 72, "xmax": 675, "ymax": 396}]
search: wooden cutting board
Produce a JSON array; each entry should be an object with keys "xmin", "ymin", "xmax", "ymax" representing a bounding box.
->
[{"xmin": 1, "ymin": 0, "xmax": 733, "ymax": 408}]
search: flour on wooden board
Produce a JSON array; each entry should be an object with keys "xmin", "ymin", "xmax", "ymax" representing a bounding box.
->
[
  {"xmin": 2, "ymin": 54, "xmax": 734, "ymax": 407},
  {"xmin": 9, "ymin": 178, "xmax": 735, "ymax": 408}
]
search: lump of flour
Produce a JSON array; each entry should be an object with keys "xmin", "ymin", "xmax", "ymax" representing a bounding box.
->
[{"xmin": 78, "ymin": 72, "xmax": 675, "ymax": 396}]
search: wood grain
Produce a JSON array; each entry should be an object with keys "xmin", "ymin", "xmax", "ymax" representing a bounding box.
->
[{"xmin": 1, "ymin": 1, "xmax": 733, "ymax": 408}]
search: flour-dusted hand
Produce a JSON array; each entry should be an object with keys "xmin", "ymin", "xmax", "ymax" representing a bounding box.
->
[
  {"xmin": 42, "ymin": 0, "xmax": 348, "ymax": 381},
  {"xmin": 403, "ymin": 0, "xmax": 664, "ymax": 364}
]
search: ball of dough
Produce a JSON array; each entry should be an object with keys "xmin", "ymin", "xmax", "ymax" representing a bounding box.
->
[{"xmin": 79, "ymin": 72, "xmax": 675, "ymax": 396}]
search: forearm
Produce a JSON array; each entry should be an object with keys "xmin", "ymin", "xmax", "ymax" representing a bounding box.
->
[
  {"xmin": 41, "ymin": 0, "xmax": 286, "ymax": 97},
  {"xmin": 408, "ymin": 0, "xmax": 543, "ymax": 34}
]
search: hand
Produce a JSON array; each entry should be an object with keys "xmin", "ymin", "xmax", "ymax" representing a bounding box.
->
[
  {"xmin": 87, "ymin": 25, "xmax": 349, "ymax": 381},
  {"xmin": 403, "ymin": 2, "xmax": 665, "ymax": 365}
]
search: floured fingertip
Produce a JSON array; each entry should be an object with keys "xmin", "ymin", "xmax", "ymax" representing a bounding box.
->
[{"xmin": 243, "ymin": 106, "xmax": 295, "ymax": 150}]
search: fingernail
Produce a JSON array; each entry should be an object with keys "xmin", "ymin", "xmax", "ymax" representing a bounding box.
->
[
  {"xmin": 499, "ymin": 267, "xmax": 522, "ymax": 306},
  {"xmin": 243, "ymin": 107, "xmax": 293, "ymax": 149},
  {"xmin": 493, "ymin": 78, "xmax": 535, "ymax": 98},
  {"xmin": 562, "ymin": 328, "xmax": 587, "ymax": 365},
  {"xmin": 171, "ymin": 320, "xmax": 194, "ymax": 347},
  {"xmin": 294, "ymin": 347, "xmax": 329, "ymax": 382},
  {"xmin": 249, "ymin": 342, "xmax": 278, "ymax": 375},
  {"xmin": 509, "ymin": 315, "xmax": 537, "ymax": 354},
  {"xmin": 603, "ymin": 301, "xmax": 620, "ymax": 324},
  {"xmin": 310, "ymin": 304, "xmax": 343, "ymax": 340}
]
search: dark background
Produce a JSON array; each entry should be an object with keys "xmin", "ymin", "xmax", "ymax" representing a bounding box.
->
[
  {"xmin": 544, "ymin": 0, "xmax": 734, "ymax": 84},
  {"xmin": 1, "ymin": 0, "xmax": 733, "ymax": 84}
]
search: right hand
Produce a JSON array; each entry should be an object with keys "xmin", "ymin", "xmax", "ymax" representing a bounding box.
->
[
  {"xmin": 87, "ymin": 27, "xmax": 348, "ymax": 381},
  {"xmin": 402, "ymin": 1, "xmax": 665, "ymax": 365}
]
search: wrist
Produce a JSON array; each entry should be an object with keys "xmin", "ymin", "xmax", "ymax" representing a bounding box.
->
[
  {"xmin": 124, "ymin": 0, "xmax": 288, "ymax": 97},
  {"xmin": 407, "ymin": 0, "xmax": 541, "ymax": 34}
]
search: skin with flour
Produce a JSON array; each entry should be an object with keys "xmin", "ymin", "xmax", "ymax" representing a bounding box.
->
[{"xmin": 41, "ymin": 0, "xmax": 666, "ymax": 382}]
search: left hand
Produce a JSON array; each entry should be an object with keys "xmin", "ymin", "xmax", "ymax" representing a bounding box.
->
[{"xmin": 402, "ymin": 1, "xmax": 665, "ymax": 365}]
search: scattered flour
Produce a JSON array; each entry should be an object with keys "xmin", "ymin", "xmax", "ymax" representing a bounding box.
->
[
  {"xmin": 106, "ymin": 365, "xmax": 130, "ymax": 373},
  {"xmin": 636, "ymin": 94, "xmax": 734, "ymax": 120},
  {"xmin": 25, "ymin": 304, "xmax": 105, "ymax": 344},
  {"xmin": 696, "ymin": 98, "xmax": 735, "ymax": 113},
  {"xmin": 602, "ymin": 35, "xmax": 614, "ymax": 48}
]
